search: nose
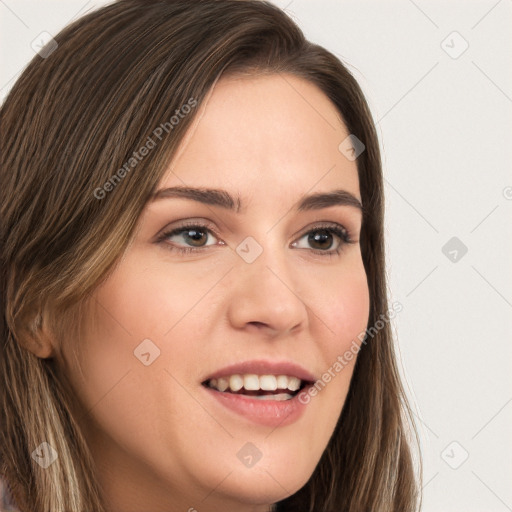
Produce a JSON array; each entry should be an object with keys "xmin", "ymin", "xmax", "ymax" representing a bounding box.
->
[{"xmin": 226, "ymin": 245, "xmax": 309, "ymax": 338}]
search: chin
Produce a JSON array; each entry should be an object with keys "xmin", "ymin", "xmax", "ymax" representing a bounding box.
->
[
  {"xmin": 214, "ymin": 465, "xmax": 312, "ymax": 506},
  {"xmin": 201, "ymin": 436, "xmax": 318, "ymax": 506}
]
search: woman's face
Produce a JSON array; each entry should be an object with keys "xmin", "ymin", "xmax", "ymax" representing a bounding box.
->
[{"xmin": 58, "ymin": 73, "xmax": 370, "ymax": 512}]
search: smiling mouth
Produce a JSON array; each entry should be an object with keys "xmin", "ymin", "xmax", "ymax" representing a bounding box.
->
[{"xmin": 202, "ymin": 374, "xmax": 312, "ymax": 401}]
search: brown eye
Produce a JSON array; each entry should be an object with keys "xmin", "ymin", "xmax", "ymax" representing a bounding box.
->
[
  {"xmin": 181, "ymin": 228, "xmax": 209, "ymax": 247},
  {"xmin": 307, "ymin": 229, "xmax": 335, "ymax": 250},
  {"xmin": 291, "ymin": 224, "xmax": 352, "ymax": 256}
]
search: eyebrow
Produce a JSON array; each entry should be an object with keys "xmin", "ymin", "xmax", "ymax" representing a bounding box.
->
[{"xmin": 150, "ymin": 186, "xmax": 363, "ymax": 213}]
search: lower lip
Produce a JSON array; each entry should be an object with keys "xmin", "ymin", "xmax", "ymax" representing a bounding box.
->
[{"xmin": 202, "ymin": 385, "xmax": 311, "ymax": 428}]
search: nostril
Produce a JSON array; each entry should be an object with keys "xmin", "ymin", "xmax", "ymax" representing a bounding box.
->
[{"xmin": 248, "ymin": 321, "xmax": 267, "ymax": 328}]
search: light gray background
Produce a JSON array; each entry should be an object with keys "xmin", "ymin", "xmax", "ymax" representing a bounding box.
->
[{"xmin": 1, "ymin": 1, "xmax": 511, "ymax": 511}]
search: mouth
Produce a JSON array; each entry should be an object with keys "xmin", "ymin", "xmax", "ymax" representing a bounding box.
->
[
  {"xmin": 202, "ymin": 373, "xmax": 313, "ymax": 401},
  {"xmin": 200, "ymin": 360, "xmax": 316, "ymax": 427}
]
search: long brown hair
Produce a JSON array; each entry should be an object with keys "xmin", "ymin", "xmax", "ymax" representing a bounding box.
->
[{"xmin": 0, "ymin": 1, "xmax": 421, "ymax": 510}]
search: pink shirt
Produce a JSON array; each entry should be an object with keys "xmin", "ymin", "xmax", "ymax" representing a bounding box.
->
[{"xmin": 0, "ymin": 476, "xmax": 20, "ymax": 512}]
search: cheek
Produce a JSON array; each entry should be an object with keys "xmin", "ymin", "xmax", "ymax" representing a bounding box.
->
[
  {"xmin": 335, "ymin": 270, "xmax": 370, "ymax": 346},
  {"xmin": 315, "ymin": 257, "xmax": 370, "ymax": 349},
  {"xmin": 58, "ymin": 266, "xmax": 211, "ymax": 473},
  {"xmin": 64, "ymin": 252, "xmax": 226, "ymax": 414},
  {"xmin": 309, "ymin": 257, "xmax": 370, "ymax": 395},
  {"xmin": 91, "ymin": 254, "xmax": 221, "ymax": 338}
]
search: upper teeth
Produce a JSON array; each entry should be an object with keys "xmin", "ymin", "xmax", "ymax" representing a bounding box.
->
[{"xmin": 208, "ymin": 374, "xmax": 302, "ymax": 393}]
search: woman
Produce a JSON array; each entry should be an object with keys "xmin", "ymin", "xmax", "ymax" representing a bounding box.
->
[{"xmin": 0, "ymin": 1, "xmax": 421, "ymax": 510}]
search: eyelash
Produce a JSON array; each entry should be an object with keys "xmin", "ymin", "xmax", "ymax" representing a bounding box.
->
[{"xmin": 156, "ymin": 221, "xmax": 356, "ymax": 258}]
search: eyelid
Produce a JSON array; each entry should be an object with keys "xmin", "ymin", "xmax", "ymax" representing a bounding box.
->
[
  {"xmin": 293, "ymin": 220, "xmax": 349, "ymax": 239},
  {"xmin": 157, "ymin": 218, "xmax": 221, "ymax": 239}
]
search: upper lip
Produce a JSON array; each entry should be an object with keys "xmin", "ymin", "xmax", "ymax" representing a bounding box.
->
[{"xmin": 202, "ymin": 360, "xmax": 317, "ymax": 384}]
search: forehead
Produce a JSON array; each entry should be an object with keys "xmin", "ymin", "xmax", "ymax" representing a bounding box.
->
[{"xmin": 160, "ymin": 73, "xmax": 361, "ymax": 208}]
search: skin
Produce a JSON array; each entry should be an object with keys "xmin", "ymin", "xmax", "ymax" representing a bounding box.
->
[{"xmin": 50, "ymin": 73, "xmax": 370, "ymax": 512}]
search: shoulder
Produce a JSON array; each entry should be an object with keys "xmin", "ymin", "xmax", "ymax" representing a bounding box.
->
[{"xmin": 0, "ymin": 475, "xmax": 21, "ymax": 512}]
